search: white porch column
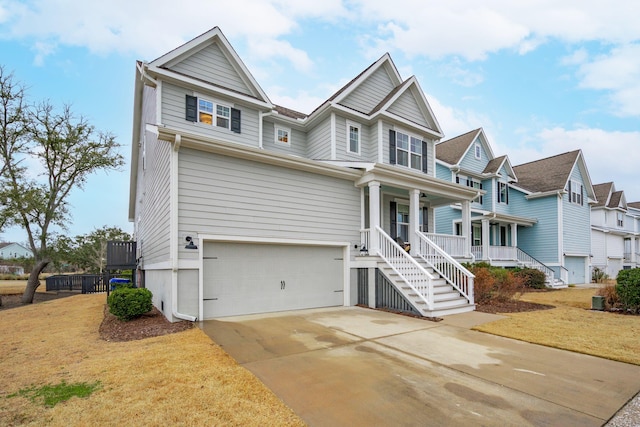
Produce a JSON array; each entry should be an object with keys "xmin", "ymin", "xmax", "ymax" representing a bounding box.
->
[
  {"xmin": 368, "ymin": 181, "xmax": 381, "ymax": 254},
  {"xmin": 511, "ymin": 223, "xmax": 518, "ymax": 248},
  {"xmin": 409, "ymin": 189, "xmax": 420, "ymax": 255},
  {"xmin": 632, "ymin": 237, "xmax": 637, "ymax": 264},
  {"xmin": 482, "ymin": 219, "xmax": 490, "ymax": 261},
  {"xmin": 461, "ymin": 200, "xmax": 471, "ymax": 258}
]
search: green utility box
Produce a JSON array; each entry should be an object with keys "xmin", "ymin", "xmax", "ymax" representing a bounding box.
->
[{"xmin": 591, "ymin": 295, "xmax": 605, "ymax": 311}]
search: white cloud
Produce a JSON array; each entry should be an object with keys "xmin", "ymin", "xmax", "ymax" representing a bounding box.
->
[
  {"xmin": 576, "ymin": 44, "xmax": 640, "ymax": 117},
  {"xmin": 502, "ymin": 126, "xmax": 640, "ymax": 200},
  {"xmin": 561, "ymin": 48, "xmax": 588, "ymax": 66},
  {"xmin": 427, "ymin": 95, "xmax": 493, "ymax": 139}
]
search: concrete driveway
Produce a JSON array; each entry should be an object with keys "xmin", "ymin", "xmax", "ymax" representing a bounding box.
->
[{"xmin": 200, "ymin": 307, "xmax": 640, "ymax": 426}]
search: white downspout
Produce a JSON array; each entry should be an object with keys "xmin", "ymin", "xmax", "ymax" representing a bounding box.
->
[{"xmin": 170, "ymin": 134, "xmax": 197, "ymax": 322}]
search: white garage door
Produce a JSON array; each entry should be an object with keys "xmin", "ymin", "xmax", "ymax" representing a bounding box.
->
[
  {"xmin": 203, "ymin": 242, "xmax": 344, "ymax": 318},
  {"xmin": 565, "ymin": 256, "xmax": 586, "ymax": 285}
]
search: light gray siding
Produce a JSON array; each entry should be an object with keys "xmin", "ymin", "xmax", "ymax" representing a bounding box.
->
[
  {"xmin": 161, "ymin": 82, "xmax": 260, "ymax": 147},
  {"xmin": 177, "ymin": 149, "xmax": 361, "ymax": 254},
  {"xmin": 341, "ymin": 67, "xmax": 396, "ymax": 114},
  {"xmin": 136, "ymin": 85, "xmax": 171, "ymax": 265},
  {"xmin": 168, "ymin": 42, "xmax": 252, "ymax": 96},
  {"xmin": 307, "ymin": 117, "xmax": 331, "ymax": 159},
  {"xmin": 335, "ymin": 116, "xmax": 374, "ymax": 162},
  {"xmin": 262, "ymin": 121, "xmax": 308, "ymax": 157},
  {"xmin": 388, "ymin": 89, "xmax": 429, "ymax": 128}
]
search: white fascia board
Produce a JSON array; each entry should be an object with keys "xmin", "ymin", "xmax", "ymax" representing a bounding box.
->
[
  {"xmin": 524, "ymin": 190, "xmax": 562, "ymax": 199},
  {"xmin": 157, "ymin": 126, "xmax": 363, "ymax": 182},
  {"xmin": 373, "ymin": 110, "xmax": 443, "ymax": 139},
  {"xmin": 198, "ymin": 234, "xmax": 350, "ymax": 248},
  {"xmin": 147, "ymin": 65, "xmax": 273, "ymax": 110},
  {"xmin": 317, "ymin": 160, "xmax": 376, "ymax": 171},
  {"xmin": 129, "ymin": 66, "xmax": 144, "ymax": 221},
  {"xmin": 332, "ymin": 54, "xmax": 402, "ymax": 104}
]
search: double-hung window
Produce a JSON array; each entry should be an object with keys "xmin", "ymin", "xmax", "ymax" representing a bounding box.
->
[
  {"xmin": 185, "ymin": 94, "xmax": 241, "ymax": 133},
  {"xmin": 456, "ymin": 175, "xmax": 483, "ymax": 204},
  {"xmin": 497, "ymin": 181, "xmax": 509, "ymax": 204},
  {"xmin": 389, "ymin": 129, "xmax": 427, "ymax": 173},
  {"xmin": 347, "ymin": 121, "xmax": 361, "ymax": 155},
  {"xmin": 617, "ymin": 212, "xmax": 624, "ymax": 228},
  {"xmin": 568, "ymin": 180, "xmax": 583, "ymax": 205},
  {"xmin": 275, "ymin": 126, "xmax": 290, "ymax": 145}
]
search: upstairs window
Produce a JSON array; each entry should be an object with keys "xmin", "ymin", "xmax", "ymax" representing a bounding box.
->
[
  {"xmin": 389, "ymin": 129, "xmax": 428, "ymax": 173},
  {"xmin": 275, "ymin": 126, "xmax": 291, "ymax": 146},
  {"xmin": 185, "ymin": 95, "xmax": 241, "ymax": 133},
  {"xmin": 474, "ymin": 142, "xmax": 481, "ymax": 159},
  {"xmin": 617, "ymin": 212, "xmax": 624, "ymax": 228},
  {"xmin": 497, "ymin": 181, "xmax": 509, "ymax": 204},
  {"xmin": 456, "ymin": 175, "xmax": 483, "ymax": 204},
  {"xmin": 568, "ymin": 180, "xmax": 583, "ymax": 206},
  {"xmin": 347, "ymin": 121, "xmax": 361, "ymax": 155}
]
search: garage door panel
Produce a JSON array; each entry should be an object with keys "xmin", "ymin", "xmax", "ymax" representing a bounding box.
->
[
  {"xmin": 565, "ymin": 256, "xmax": 586, "ymax": 284},
  {"xmin": 203, "ymin": 242, "xmax": 344, "ymax": 318}
]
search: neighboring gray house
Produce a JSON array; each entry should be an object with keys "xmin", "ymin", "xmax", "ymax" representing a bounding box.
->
[
  {"xmin": 129, "ymin": 27, "xmax": 480, "ymax": 322},
  {"xmin": 0, "ymin": 242, "xmax": 33, "ymax": 259}
]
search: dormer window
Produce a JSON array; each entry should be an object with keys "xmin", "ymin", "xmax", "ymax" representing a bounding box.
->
[
  {"xmin": 497, "ymin": 181, "xmax": 509, "ymax": 204},
  {"xmin": 475, "ymin": 142, "xmax": 481, "ymax": 159},
  {"xmin": 617, "ymin": 212, "xmax": 624, "ymax": 228}
]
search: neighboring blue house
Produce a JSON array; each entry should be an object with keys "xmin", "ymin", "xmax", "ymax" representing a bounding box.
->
[
  {"xmin": 435, "ymin": 129, "xmax": 595, "ymax": 286},
  {"xmin": 0, "ymin": 242, "xmax": 33, "ymax": 259}
]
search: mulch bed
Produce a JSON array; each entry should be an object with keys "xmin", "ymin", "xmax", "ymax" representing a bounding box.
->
[
  {"xmin": 99, "ymin": 305, "xmax": 193, "ymax": 342},
  {"xmin": 475, "ymin": 300, "xmax": 555, "ymax": 314}
]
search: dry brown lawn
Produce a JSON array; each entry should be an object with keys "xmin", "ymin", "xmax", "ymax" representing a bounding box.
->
[
  {"xmin": 0, "ymin": 280, "xmax": 46, "ymax": 295},
  {"xmin": 475, "ymin": 287, "xmax": 640, "ymax": 365},
  {"xmin": 0, "ymin": 294, "xmax": 305, "ymax": 426}
]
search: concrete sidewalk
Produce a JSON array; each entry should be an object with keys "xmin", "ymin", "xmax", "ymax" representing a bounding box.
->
[{"xmin": 201, "ymin": 307, "xmax": 640, "ymax": 426}]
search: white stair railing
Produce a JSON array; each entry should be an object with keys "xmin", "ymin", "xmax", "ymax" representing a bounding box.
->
[
  {"xmin": 516, "ymin": 248, "xmax": 559, "ymax": 285},
  {"xmin": 416, "ymin": 231, "xmax": 474, "ymax": 303},
  {"xmin": 375, "ymin": 226, "xmax": 435, "ymax": 310},
  {"xmin": 423, "ymin": 233, "xmax": 466, "ymax": 257}
]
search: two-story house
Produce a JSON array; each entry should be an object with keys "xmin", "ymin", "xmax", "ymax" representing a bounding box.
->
[
  {"xmin": 434, "ymin": 130, "xmax": 595, "ymax": 286},
  {"xmin": 129, "ymin": 27, "xmax": 480, "ymax": 322},
  {"xmin": 591, "ymin": 182, "xmax": 639, "ymax": 278}
]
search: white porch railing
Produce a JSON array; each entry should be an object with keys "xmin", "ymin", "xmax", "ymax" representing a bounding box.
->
[
  {"xmin": 471, "ymin": 246, "xmax": 483, "ymax": 261},
  {"xmin": 489, "ymin": 246, "xmax": 517, "ymax": 260},
  {"xmin": 359, "ymin": 229, "xmax": 370, "ymax": 254},
  {"xmin": 376, "ymin": 226, "xmax": 435, "ymax": 310},
  {"xmin": 423, "ymin": 233, "xmax": 467, "ymax": 257},
  {"xmin": 417, "ymin": 232, "xmax": 474, "ymax": 302}
]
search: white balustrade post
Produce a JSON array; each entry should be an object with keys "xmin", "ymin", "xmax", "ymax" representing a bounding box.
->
[
  {"xmin": 409, "ymin": 189, "xmax": 420, "ymax": 256},
  {"xmin": 482, "ymin": 219, "xmax": 490, "ymax": 261},
  {"xmin": 511, "ymin": 222, "xmax": 518, "ymax": 248},
  {"xmin": 368, "ymin": 181, "xmax": 381, "ymax": 254},
  {"xmin": 461, "ymin": 200, "xmax": 472, "ymax": 258}
]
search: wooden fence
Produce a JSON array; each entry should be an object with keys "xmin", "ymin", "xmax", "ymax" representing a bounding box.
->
[{"xmin": 45, "ymin": 272, "xmax": 133, "ymax": 294}]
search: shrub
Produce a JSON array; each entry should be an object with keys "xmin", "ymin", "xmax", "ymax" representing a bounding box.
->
[
  {"xmin": 472, "ymin": 268, "xmax": 495, "ymax": 304},
  {"xmin": 107, "ymin": 288, "xmax": 153, "ymax": 321},
  {"xmin": 616, "ymin": 268, "xmax": 640, "ymax": 314},
  {"xmin": 597, "ymin": 285, "xmax": 621, "ymax": 310},
  {"xmin": 592, "ymin": 267, "xmax": 608, "ymax": 284},
  {"xmin": 514, "ymin": 268, "xmax": 547, "ymax": 289},
  {"xmin": 491, "ymin": 268, "xmax": 525, "ymax": 302}
]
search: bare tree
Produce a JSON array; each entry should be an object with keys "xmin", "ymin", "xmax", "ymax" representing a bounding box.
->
[{"xmin": 0, "ymin": 67, "xmax": 124, "ymax": 303}]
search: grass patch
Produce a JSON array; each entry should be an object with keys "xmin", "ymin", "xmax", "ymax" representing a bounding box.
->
[
  {"xmin": 475, "ymin": 288, "xmax": 640, "ymax": 365},
  {"xmin": 0, "ymin": 280, "xmax": 46, "ymax": 295},
  {"xmin": 8, "ymin": 381, "xmax": 100, "ymax": 407},
  {"xmin": 0, "ymin": 294, "xmax": 304, "ymax": 426}
]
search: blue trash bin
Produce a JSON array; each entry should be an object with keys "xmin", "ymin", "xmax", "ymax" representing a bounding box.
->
[{"xmin": 109, "ymin": 278, "xmax": 131, "ymax": 291}]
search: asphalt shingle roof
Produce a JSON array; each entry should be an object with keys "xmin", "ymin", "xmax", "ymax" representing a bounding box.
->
[
  {"xmin": 435, "ymin": 128, "xmax": 481, "ymax": 165},
  {"xmin": 512, "ymin": 150, "xmax": 580, "ymax": 193},
  {"xmin": 483, "ymin": 155, "xmax": 507, "ymax": 174},
  {"xmin": 592, "ymin": 182, "xmax": 613, "ymax": 207}
]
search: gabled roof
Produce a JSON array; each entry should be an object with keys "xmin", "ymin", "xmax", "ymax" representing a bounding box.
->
[
  {"xmin": 331, "ymin": 53, "xmax": 402, "ymax": 105},
  {"xmin": 593, "ymin": 182, "xmax": 614, "ymax": 207},
  {"xmin": 147, "ymin": 27, "xmax": 272, "ymax": 105},
  {"xmin": 436, "ymin": 128, "xmax": 482, "ymax": 165},
  {"xmin": 482, "ymin": 155, "xmax": 517, "ymax": 181},
  {"xmin": 610, "ymin": 191, "xmax": 626, "ymax": 209},
  {"xmin": 628, "ymin": 202, "xmax": 640, "ymax": 210},
  {"xmin": 513, "ymin": 150, "xmax": 595, "ymax": 200}
]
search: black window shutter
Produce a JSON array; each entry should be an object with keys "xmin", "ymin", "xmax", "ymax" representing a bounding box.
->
[
  {"xmin": 568, "ymin": 181, "xmax": 572, "ymax": 202},
  {"xmin": 422, "ymin": 207, "xmax": 429, "ymax": 233},
  {"xmin": 421, "ymin": 141, "xmax": 428, "ymax": 173},
  {"xmin": 231, "ymin": 108, "xmax": 241, "ymax": 133},
  {"xmin": 390, "ymin": 202, "xmax": 397, "ymax": 239},
  {"xmin": 506, "ymin": 184, "xmax": 509, "ymax": 204},
  {"xmin": 389, "ymin": 130, "xmax": 396, "ymax": 164},
  {"xmin": 456, "ymin": 176, "xmax": 460, "ymax": 184},
  {"xmin": 480, "ymin": 182, "xmax": 483, "ymax": 204},
  {"xmin": 185, "ymin": 95, "xmax": 197, "ymax": 122},
  {"xmin": 580, "ymin": 184, "xmax": 584, "ymax": 206},
  {"xmin": 497, "ymin": 182, "xmax": 500, "ymax": 203}
]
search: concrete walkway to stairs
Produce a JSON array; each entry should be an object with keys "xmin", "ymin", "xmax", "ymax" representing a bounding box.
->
[{"xmin": 201, "ymin": 307, "xmax": 640, "ymax": 426}]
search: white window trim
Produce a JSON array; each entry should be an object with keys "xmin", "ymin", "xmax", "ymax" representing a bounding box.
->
[
  {"xmin": 346, "ymin": 120, "xmax": 361, "ymax": 155},
  {"xmin": 394, "ymin": 128, "xmax": 423, "ymax": 171},
  {"xmin": 474, "ymin": 142, "xmax": 481, "ymax": 159},
  {"xmin": 194, "ymin": 93, "xmax": 232, "ymax": 130},
  {"xmin": 570, "ymin": 179, "xmax": 582, "ymax": 205},
  {"xmin": 617, "ymin": 212, "xmax": 624, "ymax": 228},
  {"xmin": 275, "ymin": 125, "xmax": 291, "ymax": 146},
  {"xmin": 498, "ymin": 181, "xmax": 508, "ymax": 204}
]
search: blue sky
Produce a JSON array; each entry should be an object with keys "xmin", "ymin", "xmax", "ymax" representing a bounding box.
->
[{"xmin": 1, "ymin": 0, "xmax": 639, "ymax": 244}]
